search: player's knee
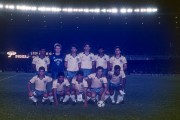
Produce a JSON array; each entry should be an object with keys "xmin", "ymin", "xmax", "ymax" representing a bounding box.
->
[
  {"xmin": 91, "ymin": 92, "xmax": 96, "ymax": 98},
  {"xmin": 106, "ymin": 91, "xmax": 110, "ymax": 95},
  {"xmin": 66, "ymin": 91, "xmax": 70, "ymax": 95},
  {"xmin": 43, "ymin": 94, "xmax": 48, "ymax": 98}
]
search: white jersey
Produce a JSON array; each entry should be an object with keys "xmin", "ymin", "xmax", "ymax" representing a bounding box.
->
[
  {"xmin": 32, "ymin": 56, "xmax": 50, "ymax": 71},
  {"xmin": 30, "ymin": 75, "xmax": 52, "ymax": 91},
  {"xmin": 88, "ymin": 73, "xmax": 107, "ymax": 88},
  {"xmin": 108, "ymin": 71, "xmax": 125, "ymax": 85},
  {"xmin": 78, "ymin": 52, "xmax": 95, "ymax": 69},
  {"xmin": 65, "ymin": 54, "xmax": 80, "ymax": 71},
  {"xmin": 52, "ymin": 79, "xmax": 70, "ymax": 92},
  {"xmin": 94, "ymin": 54, "xmax": 109, "ymax": 69},
  {"xmin": 72, "ymin": 78, "xmax": 88, "ymax": 92},
  {"xmin": 110, "ymin": 55, "xmax": 127, "ymax": 72}
]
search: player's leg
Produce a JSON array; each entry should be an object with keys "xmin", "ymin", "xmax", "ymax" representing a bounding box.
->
[
  {"xmin": 62, "ymin": 91, "xmax": 70, "ymax": 104},
  {"xmin": 109, "ymin": 84, "xmax": 116, "ymax": 104},
  {"xmin": 48, "ymin": 91, "xmax": 54, "ymax": 103},
  {"xmin": 116, "ymin": 85, "xmax": 125, "ymax": 104},
  {"xmin": 70, "ymin": 89, "xmax": 77, "ymax": 103},
  {"xmin": 29, "ymin": 90, "xmax": 38, "ymax": 103}
]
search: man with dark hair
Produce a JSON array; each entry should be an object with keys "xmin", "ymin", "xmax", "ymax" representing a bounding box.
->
[
  {"xmin": 86, "ymin": 66, "xmax": 109, "ymax": 103},
  {"xmin": 53, "ymin": 71, "xmax": 70, "ymax": 106},
  {"xmin": 108, "ymin": 65, "xmax": 126, "ymax": 104},
  {"xmin": 78, "ymin": 43, "xmax": 95, "ymax": 77},
  {"xmin": 32, "ymin": 48, "xmax": 50, "ymax": 74},
  {"xmin": 50, "ymin": 43, "xmax": 65, "ymax": 80},
  {"xmin": 70, "ymin": 70, "xmax": 88, "ymax": 107},
  {"xmin": 27, "ymin": 67, "xmax": 54, "ymax": 105},
  {"xmin": 65, "ymin": 45, "xmax": 80, "ymax": 81},
  {"xmin": 94, "ymin": 47, "xmax": 110, "ymax": 76}
]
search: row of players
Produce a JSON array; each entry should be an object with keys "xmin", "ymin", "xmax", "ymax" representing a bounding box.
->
[
  {"xmin": 28, "ymin": 65, "xmax": 126, "ymax": 107},
  {"xmin": 32, "ymin": 43, "xmax": 127, "ymax": 79}
]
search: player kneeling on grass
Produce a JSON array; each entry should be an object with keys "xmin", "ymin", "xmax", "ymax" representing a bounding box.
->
[
  {"xmin": 108, "ymin": 65, "xmax": 126, "ymax": 104},
  {"xmin": 28, "ymin": 67, "xmax": 54, "ymax": 105},
  {"xmin": 70, "ymin": 70, "xmax": 88, "ymax": 107},
  {"xmin": 86, "ymin": 66, "xmax": 109, "ymax": 104},
  {"xmin": 53, "ymin": 72, "xmax": 70, "ymax": 106}
]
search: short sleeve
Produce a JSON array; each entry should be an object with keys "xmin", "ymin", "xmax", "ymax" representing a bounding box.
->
[
  {"xmin": 88, "ymin": 74, "xmax": 94, "ymax": 79},
  {"xmin": 46, "ymin": 57, "xmax": 50, "ymax": 65},
  {"xmin": 47, "ymin": 76, "xmax": 52, "ymax": 82},
  {"xmin": 109, "ymin": 57, "xmax": 114, "ymax": 64},
  {"xmin": 65, "ymin": 79, "xmax": 70, "ymax": 86},
  {"xmin": 106, "ymin": 55, "xmax": 110, "ymax": 61},
  {"xmin": 102, "ymin": 77, "xmax": 108, "ymax": 84},
  {"xmin": 29, "ymin": 76, "xmax": 36, "ymax": 83},
  {"xmin": 71, "ymin": 78, "xmax": 76, "ymax": 84},
  {"xmin": 83, "ymin": 80, "xmax": 88, "ymax": 88},
  {"xmin": 32, "ymin": 57, "xmax": 37, "ymax": 64},
  {"xmin": 122, "ymin": 56, "xmax": 127, "ymax": 64},
  {"xmin": 52, "ymin": 80, "xmax": 57, "ymax": 89},
  {"xmin": 65, "ymin": 54, "xmax": 69, "ymax": 62}
]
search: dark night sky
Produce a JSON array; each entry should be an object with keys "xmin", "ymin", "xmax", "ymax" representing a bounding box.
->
[{"xmin": 0, "ymin": 0, "xmax": 180, "ymax": 55}]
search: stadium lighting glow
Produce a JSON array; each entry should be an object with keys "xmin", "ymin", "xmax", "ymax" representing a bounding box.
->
[
  {"xmin": 120, "ymin": 8, "xmax": 127, "ymax": 13},
  {"xmin": 0, "ymin": 3, "xmax": 158, "ymax": 14},
  {"xmin": 0, "ymin": 4, "xmax": 3, "ymax": 8}
]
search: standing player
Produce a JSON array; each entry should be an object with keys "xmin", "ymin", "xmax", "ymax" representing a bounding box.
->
[
  {"xmin": 70, "ymin": 70, "xmax": 88, "ymax": 107},
  {"xmin": 50, "ymin": 43, "xmax": 65, "ymax": 80},
  {"xmin": 32, "ymin": 48, "xmax": 50, "ymax": 74},
  {"xmin": 65, "ymin": 45, "xmax": 80, "ymax": 81},
  {"xmin": 53, "ymin": 72, "xmax": 70, "ymax": 106},
  {"xmin": 110, "ymin": 46, "xmax": 127, "ymax": 73},
  {"xmin": 94, "ymin": 47, "xmax": 110, "ymax": 76},
  {"xmin": 87, "ymin": 66, "xmax": 109, "ymax": 103},
  {"xmin": 78, "ymin": 43, "xmax": 95, "ymax": 77},
  {"xmin": 108, "ymin": 65, "xmax": 126, "ymax": 104},
  {"xmin": 27, "ymin": 67, "xmax": 54, "ymax": 105}
]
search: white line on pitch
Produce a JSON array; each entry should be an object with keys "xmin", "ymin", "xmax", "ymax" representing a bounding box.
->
[{"xmin": 0, "ymin": 74, "xmax": 18, "ymax": 82}]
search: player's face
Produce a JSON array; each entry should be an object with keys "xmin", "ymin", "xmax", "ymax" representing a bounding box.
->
[
  {"xmin": 96, "ymin": 69, "xmax": 103, "ymax": 77},
  {"xmin": 54, "ymin": 46, "xmax": 61, "ymax": 53},
  {"xmin": 71, "ymin": 47, "xmax": 77, "ymax": 53},
  {"xmin": 115, "ymin": 48, "xmax": 121, "ymax": 55},
  {"xmin": 98, "ymin": 48, "xmax": 104, "ymax": 54},
  {"xmin": 84, "ymin": 45, "xmax": 90, "ymax": 51},
  {"xmin": 114, "ymin": 69, "xmax": 120, "ymax": 75},
  {"xmin": 58, "ymin": 76, "xmax": 64, "ymax": 82},
  {"xmin": 76, "ymin": 74, "xmax": 83, "ymax": 81},
  {"xmin": 39, "ymin": 70, "xmax": 45, "ymax": 76},
  {"xmin": 39, "ymin": 49, "xmax": 46, "ymax": 56}
]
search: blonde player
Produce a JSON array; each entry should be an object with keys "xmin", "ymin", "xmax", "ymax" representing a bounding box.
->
[
  {"xmin": 32, "ymin": 48, "xmax": 50, "ymax": 74},
  {"xmin": 53, "ymin": 72, "xmax": 70, "ymax": 106},
  {"xmin": 87, "ymin": 66, "xmax": 109, "ymax": 103},
  {"xmin": 94, "ymin": 47, "xmax": 110, "ymax": 76},
  {"xmin": 78, "ymin": 43, "xmax": 95, "ymax": 77},
  {"xmin": 70, "ymin": 71, "xmax": 88, "ymax": 107},
  {"xmin": 28, "ymin": 67, "xmax": 54, "ymax": 105},
  {"xmin": 108, "ymin": 65, "xmax": 126, "ymax": 104},
  {"xmin": 65, "ymin": 45, "xmax": 80, "ymax": 81}
]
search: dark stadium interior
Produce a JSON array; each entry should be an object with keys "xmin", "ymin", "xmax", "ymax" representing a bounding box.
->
[{"xmin": 0, "ymin": 0, "xmax": 180, "ymax": 73}]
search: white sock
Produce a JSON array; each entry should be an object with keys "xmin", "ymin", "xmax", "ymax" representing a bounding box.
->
[
  {"xmin": 63, "ymin": 95, "xmax": 70, "ymax": 102},
  {"xmin": 48, "ymin": 96, "xmax": 54, "ymax": 102},
  {"xmin": 116, "ymin": 95, "xmax": 124, "ymax": 103},
  {"xmin": 59, "ymin": 96, "xmax": 64, "ymax": 101},
  {"xmin": 87, "ymin": 96, "xmax": 91, "ymax": 101},
  {"xmin": 29, "ymin": 96, "xmax": 37, "ymax": 102},
  {"xmin": 70, "ymin": 95, "xmax": 76, "ymax": 102},
  {"xmin": 42, "ymin": 97, "xmax": 48, "ymax": 102},
  {"xmin": 110, "ymin": 93, "xmax": 115, "ymax": 102}
]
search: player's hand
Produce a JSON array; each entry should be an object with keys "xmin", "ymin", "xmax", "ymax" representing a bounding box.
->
[{"xmin": 28, "ymin": 92, "xmax": 33, "ymax": 96}]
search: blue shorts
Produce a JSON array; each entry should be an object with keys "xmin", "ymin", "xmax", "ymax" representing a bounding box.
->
[
  {"xmin": 109, "ymin": 83, "xmax": 122, "ymax": 91},
  {"xmin": 66, "ymin": 71, "xmax": 77, "ymax": 80},
  {"xmin": 32, "ymin": 89, "xmax": 47, "ymax": 96},
  {"xmin": 81, "ymin": 69, "xmax": 92, "ymax": 77},
  {"xmin": 90, "ymin": 88, "xmax": 103, "ymax": 94}
]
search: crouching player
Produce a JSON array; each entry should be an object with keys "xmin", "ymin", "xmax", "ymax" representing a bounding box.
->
[
  {"xmin": 109, "ymin": 65, "xmax": 126, "ymax": 104},
  {"xmin": 70, "ymin": 70, "xmax": 88, "ymax": 107},
  {"xmin": 28, "ymin": 67, "xmax": 54, "ymax": 105},
  {"xmin": 53, "ymin": 72, "xmax": 70, "ymax": 106},
  {"xmin": 87, "ymin": 66, "xmax": 109, "ymax": 103}
]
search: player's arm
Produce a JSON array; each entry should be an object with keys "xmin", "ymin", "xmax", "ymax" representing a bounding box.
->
[
  {"xmin": 27, "ymin": 82, "xmax": 33, "ymax": 96},
  {"xmin": 101, "ymin": 83, "xmax": 108, "ymax": 101},
  {"xmin": 84, "ymin": 87, "xmax": 88, "ymax": 107},
  {"xmin": 123, "ymin": 63, "xmax": 127, "ymax": 71},
  {"xmin": 92, "ymin": 61, "xmax": 96, "ymax": 73},
  {"xmin": 64, "ymin": 61, "xmax": 68, "ymax": 70},
  {"xmin": 107, "ymin": 61, "xmax": 110, "ymax": 71}
]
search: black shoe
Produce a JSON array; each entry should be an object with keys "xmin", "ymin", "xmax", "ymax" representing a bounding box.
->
[
  {"xmin": 33, "ymin": 102, "xmax": 38, "ymax": 106},
  {"xmin": 72, "ymin": 101, "xmax": 76, "ymax": 105},
  {"xmin": 49, "ymin": 102, "xmax": 54, "ymax": 105},
  {"xmin": 62, "ymin": 101, "xmax": 69, "ymax": 105}
]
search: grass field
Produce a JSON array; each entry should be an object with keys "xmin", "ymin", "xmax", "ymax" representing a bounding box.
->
[{"xmin": 0, "ymin": 72, "xmax": 180, "ymax": 120}]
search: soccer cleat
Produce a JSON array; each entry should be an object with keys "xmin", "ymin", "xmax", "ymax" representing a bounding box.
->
[
  {"xmin": 119, "ymin": 90, "xmax": 125, "ymax": 95},
  {"xmin": 111, "ymin": 100, "xmax": 115, "ymax": 104}
]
